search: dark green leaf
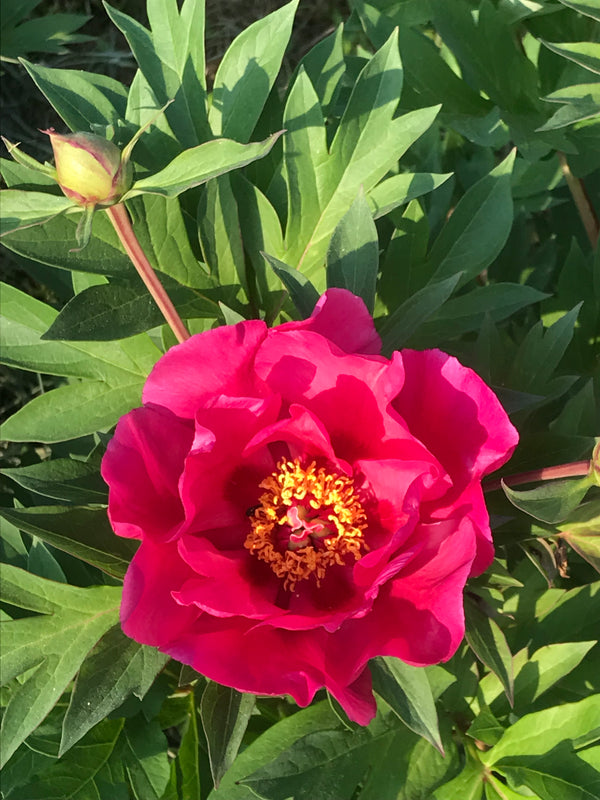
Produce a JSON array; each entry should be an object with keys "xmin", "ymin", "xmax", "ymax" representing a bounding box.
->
[
  {"xmin": 541, "ymin": 40, "xmax": 600, "ymax": 75},
  {"xmin": 60, "ymin": 625, "xmax": 169, "ymax": 755},
  {"xmin": 368, "ymin": 172, "xmax": 453, "ymax": 219},
  {"xmin": 370, "ymin": 656, "xmax": 443, "ymax": 753},
  {"xmin": 200, "ymin": 682, "xmax": 255, "ymax": 789},
  {"xmin": 123, "ymin": 719, "xmax": 171, "ymax": 800},
  {"xmin": 326, "ymin": 188, "xmax": 378, "ymax": 313},
  {"xmin": 175, "ymin": 691, "xmax": 202, "ymax": 800},
  {"xmin": 1, "ymin": 456, "xmax": 108, "ymax": 504},
  {"xmin": 263, "ymin": 252, "xmax": 320, "ymax": 319},
  {"xmin": 502, "ymin": 475, "xmax": 593, "ymax": 524},
  {"xmin": 465, "ymin": 596, "xmax": 514, "ymax": 705},
  {"xmin": 556, "ymin": 0, "xmax": 600, "ymax": 21},
  {"xmin": 0, "ymin": 505, "xmax": 137, "ymax": 579},
  {"xmin": 467, "ymin": 708, "xmax": 505, "ymax": 747}
]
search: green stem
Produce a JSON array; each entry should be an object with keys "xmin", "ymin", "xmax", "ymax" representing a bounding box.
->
[
  {"xmin": 558, "ymin": 152, "xmax": 599, "ymax": 248},
  {"xmin": 483, "ymin": 460, "xmax": 591, "ymax": 493},
  {"xmin": 106, "ymin": 203, "xmax": 190, "ymax": 344}
]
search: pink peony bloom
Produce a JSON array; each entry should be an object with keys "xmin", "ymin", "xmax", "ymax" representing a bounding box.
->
[{"xmin": 101, "ymin": 289, "xmax": 518, "ymax": 724}]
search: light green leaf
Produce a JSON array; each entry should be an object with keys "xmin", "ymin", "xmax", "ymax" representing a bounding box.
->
[
  {"xmin": 0, "ymin": 566, "xmax": 121, "ymax": 767},
  {"xmin": 209, "ymin": 0, "xmax": 298, "ymax": 142},
  {"xmin": 21, "ymin": 59, "xmax": 127, "ymax": 130},
  {"xmin": 432, "ymin": 751, "xmax": 486, "ymax": 800},
  {"xmin": 296, "ymin": 24, "xmax": 345, "ymax": 114},
  {"xmin": 326, "ymin": 188, "xmax": 378, "ymax": 313},
  {"xmin": 0, "ymin": 189, "xmax": 73, "ymax": 236},
  {"xmin": 61, "ymin": 625, "xmax": 168, "ymax": 755},
  {"xmin": 370, "ymin": 656, "xmax": 443, "ymax": 752},
  {"xmin": 126, "ymin": 134, "xmax": 282, "ymax": 198},
  {"xmin": 427, "ymin": 150, "xmax": 516, "ymax": 286},
  {"xmin": 0, "ymin": 505, "xmax": 137, "ymax": 579},
  {"xmin": 200, "ymin": 683, "xmax": 256, "ymax": 789},
  {"xmin": 197, "ymin": 176, "xmax": 246, "ymax": 294},
  {"xmin": 0, "ymin": 379, "xmax": 145, "ymax": 443},
  {"xmin": 483, "ymin": 695, "xmax": 600, "ymax": 764},
  {"xmin": 368, "ymin": 172, "xmax": 453, "ymax": 219},
  {"xmin": 465, "ymin": 596, "xmax": 514, "ymax": 705},
  {"xmin": 541, "ymin": 40, "xmax": 600, "ymax": 75},
  {"xmin": 539, "ymin": 83, "xmax": 600, "ymax": 130},
  {"xmin": 467, "ymin": 708, "xmax": 505, "ymax": 747}
]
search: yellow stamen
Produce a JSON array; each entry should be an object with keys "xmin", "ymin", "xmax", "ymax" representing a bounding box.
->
[{"xmin": 244, "ymin": 459, "xmax": 367, "ymax": 591}]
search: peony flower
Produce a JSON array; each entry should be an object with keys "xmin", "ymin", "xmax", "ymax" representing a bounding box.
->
[
  {"xmin": 44, "ymin": 130, "xmax": 133, "ymax": 207},
  {"xmin": 101, "ymin": 289, "xmax": 518, "ymax": 724}
]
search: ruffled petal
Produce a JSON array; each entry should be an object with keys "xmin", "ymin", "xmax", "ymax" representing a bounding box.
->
[
  {"xmin": 101, "ymin": 405, "xmax": 192, "ymax": 541},
  {"xmin": 276, "ymin": 288, "xmax": 381, "ymax": 355},
  {"xmin": 143, "ymin": 320, "xmax": 267, "ymax": 418}
]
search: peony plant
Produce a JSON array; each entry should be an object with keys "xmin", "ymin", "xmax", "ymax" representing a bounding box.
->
[{"xmin": 0, "ymin": 0, "xmax": 598, "ymax": 798}]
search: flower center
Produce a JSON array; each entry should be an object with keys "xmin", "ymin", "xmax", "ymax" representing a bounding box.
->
[{"xmin": 244, "ymin": 458, "xmax": 367, "ymax": 591}]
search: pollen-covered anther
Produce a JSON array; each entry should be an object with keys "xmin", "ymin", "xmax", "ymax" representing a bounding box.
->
[{"xmin": 244, "ymin": 458, "xmax": 367, "ymax": 590}]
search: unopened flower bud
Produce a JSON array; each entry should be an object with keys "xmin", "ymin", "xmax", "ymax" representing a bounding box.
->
[{"xmin": 44, "ymin": 130, "xmax": 133, "ymax": 207}]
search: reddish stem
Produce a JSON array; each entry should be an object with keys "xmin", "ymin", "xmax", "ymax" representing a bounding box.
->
[
  {"xmin": 483, "ymin": 460, "xmax": 591, "ymax": 492},
  {"xmin": 558, "ymin": 152, "xmax": 599, "ymax": 248},
  {"xmin": 106, "ymin": 203, "xmax": 190, "ymax": 343}
]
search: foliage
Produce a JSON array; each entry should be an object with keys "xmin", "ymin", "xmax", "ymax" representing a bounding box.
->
[{"xmin": 1, "ymin": 0, "xmax": 599, "ymax": 798}]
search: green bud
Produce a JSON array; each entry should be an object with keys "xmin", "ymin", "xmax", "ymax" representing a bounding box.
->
[{"xmin": 44, "ymin": 129, "xmax": 133, "ymax": 207}]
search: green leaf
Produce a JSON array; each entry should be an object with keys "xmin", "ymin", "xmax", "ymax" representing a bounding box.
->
[
  {"xmin": 0, "ymin": 505, "xmax": 137, "ymax": 579},
  {"xmin": 12, "ymin": 718, "xmax": 128, "ymax": 800},
  {"xmin": 541, "ymin": 40, "xmax": 600, "ymax": 75},
  {"xmin": 197, "ymin": 176, "xmax": 246, "ymax": 294},
  {"xmin": 1, "ymin": 457, "xmax": 107, "ymax": 504},
  {"xmin": 126, "ymin": 134, "xmax": 282, "ymax": 198},
  {"xmin": 483, "ymin": 694, "xmax": 600, "ymax": 765},
  {"xmin": 208, "ymin": 0, "xmax": 298, "ymax": 142},
  {"xmin": 502, "ymin": 475, "xmax": 593, "ymax": 524},
  {"xmin": 42, "ymin": 279, "xmax": 218, "ymax": 341},
  {"xmin": 60, "ymin": 625, "xmax": 169, "ymax": 755},
  {"xmin": 175, "ymin": 691, "xmax": 202, "ymax": 800},
  {"xmin": 239, "ymin": 724, "xmax": 385, "ymax": 800},
  {"xmin": 263, "ymin": 252, "xmax": 320, "ymax": 319},
  {"xmin": 0, "ymin": 189, "xmax": 73, "ymax": 236},
  {"xmin": 0, "ymin": 379, "xmax": 145, "ymax": 443},
  {"xmin": 540, "ymin": 83, "xmax": 600, "ymax": 130},
  {"xmin": 427, "ymin": 150, "xmax": 516, "ymax": 286},
  {"xmin": 0, "ymin": 566, "xmax": 121, "ymax": 767},
  {"xmin": 379, "ymin": 273, "xmax": 461, "ymax": 354},
  {"xmin": 465, "ymin": 596, "xmax": 514, "ymax": 705},
  {"xmin": 123, "ymin": 718, "xmax": 171, "ymax": 800},
  {"xmin": 432, "ymin": 750, "xmax": 485, "ymax": 800},
  {"xmin": 200, "ymin": 683, "xmax": 256, "ymax": 789},
  {"xmin": 207, "ymin": 701, "xmax": 340, "ymax": 800},
  {"xmin": 559, "ymin": 500, "xmax": 600, "ymax": 572},
  {"xmin": 410, "ymin": 283, "xmax": 548, "ymax": 346},
  {"xmin": 370, "ymin": 656, "xmax": 443, "ymax": 752},
  {"xmin": 21, "ymin": 59, "xmax": 127, "ymax": 130},
  {"xmin": 467, "ymin": 708, "xmax": 505, "ymax": 747},
  {"xmin": 296, "ymin": 24, "xmax": 345, "ymax": 114},
  {"xmin": 556, "ymin": 0, "xmax": 600, "ymax": 21},
  {"xmin": 326, "ymin": 188, "xmax": 378, "ymax": 313},
  {"xmin": 367, "ymin": 172, "xmax": 453, "ymax": 219}
]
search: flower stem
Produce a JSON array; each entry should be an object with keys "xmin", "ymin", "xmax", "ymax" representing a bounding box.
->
[
  {"xmin": 558, "ymin": 152, "xmax": 599, "ymax": 248},
  {"xmin": 106, "ymin": 203, "xmax": 190, "ymax": 343},
  {"xmin": 483, "ymin": 460, "xmax": 591, "ymax": 492}
]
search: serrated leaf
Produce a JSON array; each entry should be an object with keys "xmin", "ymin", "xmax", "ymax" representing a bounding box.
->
[
  {"xmin": 208, "ymin": 0, "xmax": 298, "ymax": 142},
  {"xmin": 60, "ymin": 625, "xmax": 169, "ymax": 755},
  {"xmin": 465, "ymin": 596, "xmax": 514, "ymax": 705},
  {"xmin": 0, "ymin": 506, "xmax": 137, "ymax": 578},
  {"xmin": 200, "ymin": 683, "xmax": 255, "ymax": 789},
  {"xmin": 0, "ymin": 566, "xmax": 121, "ymax": 767},
  {"xmin": 502, "ymin": 475, "xmax": 593, "ymax": 524},
  {"xmin": 1, "ymin": 456, "xmax": 108, "ymax": 504},
  {"xmin": 427, "ymin": 151, "xmax": 516, "ymax": 286},
  {"xmin": 126, "ymin": 134, "xmax": 282, "ymax": 198},
  {"xmin": 0, "ymin": 189, "xmax": 73, "ymax": 236},
  {"xmin": 326, "ymin": 188, "xmax": 378, "ymax": 313},
  {"xmin": 370, "ymin": 657, "xmax": 443, "ymax": 752}
]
